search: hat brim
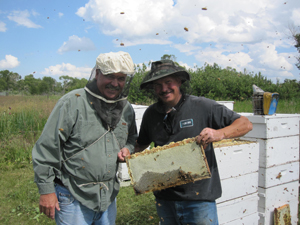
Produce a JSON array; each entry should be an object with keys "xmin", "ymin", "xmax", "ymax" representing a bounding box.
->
[{"xmin": 140, "ymin": 70, "xmax": 190, "ymax": 90}]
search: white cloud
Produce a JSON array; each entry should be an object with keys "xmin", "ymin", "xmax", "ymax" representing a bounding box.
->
[
  {"xmin": 75, "ymin": 0, "xmax": 292, "ymax": 45},
  {"xmin": 115, "ymin": 38, "xmax": 172, "ymax": 47},
  {"xmin": 7, "ymin": 10, "xmax": 42, "ymax": 28},
  {"xmin": 76, "ymin": 0, "xmax": 177, "ymax": 39},
  {"xmin": 291, "ymin": 8, "xmax": 300, "ymax": 26},
  {"xmin": 194, "ymin": 48, "xmax": 253, "ymax": 71},
  {"xmin": 0, "ymin": 55, "xmax": 20, "ymax": 69},
  {"xmin": 0, "ymin": 21, "xmax": 7, "ymax": 32},
  {"xmin": 248, "ymin": 43, "xmax": 294, "ymax": 71},
  {"xmin": 41, "ymin": 63, "xmax": 92, "ymax": 79},
  {"xmin": 178, "ymin": 61, "xmax": 194, "ymax": 71},
  {"xmin": 58, "ymin": 35, "xmax": 96, "ymax": 53},
  {"xmin": 31, "ymin": 10, "xmax": 40, "ymax": 17},
  {"xmin": 173, "ymin": 43, "xmax": 201, "ymax": 55},
  {"xmin": 58, "ymin": 12, "xmax": 64, "ymax": 18},
  {"xmin": 74, "ymin": 0, "xmax": 299, "ymax": 82}
]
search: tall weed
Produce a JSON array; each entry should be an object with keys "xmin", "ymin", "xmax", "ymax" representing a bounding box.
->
[{"xmin": 0, "ymin": 96, "xmax": 58, "ymax": 164}]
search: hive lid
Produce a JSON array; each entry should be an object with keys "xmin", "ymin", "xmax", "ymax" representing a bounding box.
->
[{"xmin": 126, "ymin": 138, "xmax": 211, "ymax": 195}]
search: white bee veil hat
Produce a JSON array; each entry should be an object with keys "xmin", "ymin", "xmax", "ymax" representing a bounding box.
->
[{"xmin": 96, "ymin": 51, "xmax": 135, "ymax": 75}]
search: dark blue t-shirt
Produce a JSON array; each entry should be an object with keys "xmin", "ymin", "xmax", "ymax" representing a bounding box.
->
[{"xmin": 137, "ymin": 94, "xmax": 241, "ymax": 201}]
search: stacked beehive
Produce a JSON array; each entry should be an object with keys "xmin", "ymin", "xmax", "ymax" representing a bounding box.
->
[
  {"xmin": 214, "ymin": 139, "xmax": 260, "ymax": 224},
  {"xmin": 240, "ymin": 113, "xmax": 300, "ymax": 225}
]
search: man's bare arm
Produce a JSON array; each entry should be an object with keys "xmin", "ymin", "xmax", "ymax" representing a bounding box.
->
[{"xmin": 196, "ymin": 116, "xmax": 253, "ymax": 149}]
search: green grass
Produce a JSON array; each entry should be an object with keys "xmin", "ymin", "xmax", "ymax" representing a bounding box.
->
[
  {"xmin": 0, "ymin": 164, "xmax": 55, "ymax": 225},
  {"xmin": 0, "ymin": 164, "xmax": 159, "ymax": 225},
  {"xmin": 233, "ymin": 98, "xmax": 300, "ymax": 114},
  {"xmin": 0, "ymin": 95, "xmax": 299, "ymax": 224},
  {"xmin": 116, "ymin": 186, "xmax": 160, "ymax": 225}
]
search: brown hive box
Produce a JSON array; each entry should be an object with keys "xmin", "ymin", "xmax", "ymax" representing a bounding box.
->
[{"xmin": 126, "ymin": 137, "xmax": 211, "ymax": 195}]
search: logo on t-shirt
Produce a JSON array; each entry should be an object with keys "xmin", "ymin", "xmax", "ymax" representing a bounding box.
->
[{"xmin": 180, "ymin": 119, "xmax": 193, "ymax": 128}]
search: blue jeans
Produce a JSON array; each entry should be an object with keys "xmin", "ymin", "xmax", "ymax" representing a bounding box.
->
[
  {"xmin": 55, "ymin": 184, "xmax": 117, "ymax": 225},
  {"xmin": 155, "ymin": 198, "xmax": 219, "ymax": 225}
]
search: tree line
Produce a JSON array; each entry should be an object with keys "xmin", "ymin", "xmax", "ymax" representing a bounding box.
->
[
  {"xmin": 0, "ymin": 70, "xmax": 87, "ymax": 96},
  {"xmin": 1, "ymin": 61, "xmax": 299, "ymax": 103},
  {"xmin": 128, "ymin": 61, "xmax": 300, "ymax": 104}
]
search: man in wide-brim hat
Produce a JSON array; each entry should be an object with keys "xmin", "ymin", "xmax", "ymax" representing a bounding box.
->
[{"xmin": 135, "ymin": 59, "xmax": 253, "ymax": 225}]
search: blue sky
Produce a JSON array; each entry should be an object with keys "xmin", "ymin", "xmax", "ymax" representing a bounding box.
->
[{"xmin": 1, "ymin": 0, "xmax": 300, "ymax": 83}]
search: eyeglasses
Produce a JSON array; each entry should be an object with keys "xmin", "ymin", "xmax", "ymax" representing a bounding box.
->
[
  {"xmin": 106, "ymin": 74, "xmax": 126, "ymax": 83},
  {"xmin": 163, "ymin": 113, "xmax": 173, "ymax": 135}
]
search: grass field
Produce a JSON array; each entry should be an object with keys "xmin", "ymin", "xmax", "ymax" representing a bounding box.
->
[{"xmin": 0, "ymin": 95, "xmax": 299, "ymax": 224}]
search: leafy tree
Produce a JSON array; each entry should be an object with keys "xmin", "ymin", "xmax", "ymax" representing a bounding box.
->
[
  {"xmin": 294, "ymin": 33, "xmax": 300, "ymax": 70},
  {"xmin": 59, "ymin": 75, "xmax": 87, "ymax": 93},
  {"xmin": 24, "ymin": 74, "xmax": 40, "ymax": 95},
  {"xmin": 38, "ymin": 76, "xmax": 57, "ymax": 95},
  {"xmin": 67, "ymin": 78, "xmax": 88, "ymax": 92},
  {"xmin": 128, "ymin": 63, "xmax": 155, "ymax": 104},
  {"xmin": 161, "ymin": 54, "xmax": 177, "ymax": 62},
  {"xmin": 17, "ymin": 79, "xmax": 25, "ymax": 95},
  {"xmin": 279, "ymin": 79, "xmax": 300, "ymax": 99},
  {"xmin": 0, "ymin": 70, "xmax": 21, "ymax": 95},
  {"xmin": 59, "ymin": 75, "xmax": 73, "ymax": 94},
  {"xmin": 0, "ymin": 78, "xmax": 5, "ymax": 91}
]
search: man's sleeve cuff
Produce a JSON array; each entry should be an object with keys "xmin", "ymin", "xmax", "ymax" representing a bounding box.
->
[
  {"xmin": 37, "ymin": 182, "xmax": 56, "ymax": 195},
  {"xmin": 124, "ymin": 144, "xmax": 134, "ymax": 154}
]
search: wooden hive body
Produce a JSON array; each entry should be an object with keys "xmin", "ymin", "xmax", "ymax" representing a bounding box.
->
[{"xmin": 126, "ymin": 138, "xmax": 211, "ymax": 194}]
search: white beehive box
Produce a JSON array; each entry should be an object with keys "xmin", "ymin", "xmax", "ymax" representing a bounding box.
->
[
  {"xmin": 131, "ymin": 104, "xmax": 148, "ymax": 133},
  {"xmin": 217, "ymin": 172, "xmax": 258, "ymax": 203},
  {"xmin": 117, "ymin": 162, "xmax": 131, "ymax": 181},
  {"xmin": 217, "ymin": 193, "xmax": 259, "ymax": 224},
  {"xmin": 242, "ymin": 136, "xmax": 299, "ymax": 168},
  {"xmin": 258, "ymin": 161, "xmax": 299, "ymax": 188},
  {"xmin": 239, "ymin": 113, "xmax": 300, "ymax": 139},
  {"xmin": 214, "ymin": 140, "xmax": 259, "ymax": 223},
  {"xmin": 259, "ymin": 199, "xmax": 298, "ymax": 225},
  {"xmin": 131, "ymin": 104, "xmax": 148, "ymax": 120},
  {"xmin": 215, "ymin": 140, "xmax": 259, "ymax": 204},
  {"xmin": 258, "ymin": 180, "xmax": 299, "ymax": 225},
  {"xmin": 240, "ymin": 113, "xmax": 300, "ymax": 225},
  {"xmin": 217, "ymin": 101, "xmax": 234, "ymax": 111},
  {"xmin": 215, "ymin": 141, "xmax": 259, "ymax": 179},
  {"xmin": 223, "ymin": 212, "xmax": 259, "ymax": 225}
]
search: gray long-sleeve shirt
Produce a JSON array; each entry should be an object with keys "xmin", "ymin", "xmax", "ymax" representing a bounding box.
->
[{"xmin": 32, "ymin": 88, "xmax": 137, "ymax": 212}]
